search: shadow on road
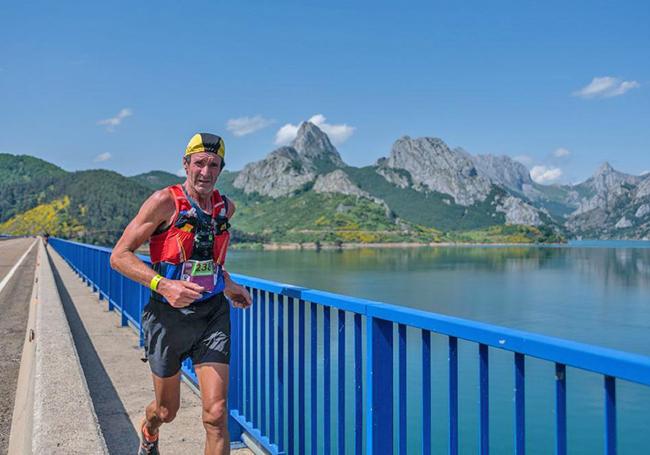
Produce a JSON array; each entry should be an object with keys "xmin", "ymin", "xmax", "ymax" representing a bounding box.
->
[{"xmin": 48, "ymin": 250, "xmax": 139, "ymax": 453}]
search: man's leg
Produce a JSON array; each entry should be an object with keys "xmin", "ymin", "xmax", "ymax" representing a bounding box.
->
[
  {"xmin": 195, "ymin": 362, "xmax": 230, "ymax": 455},
  {"xmin": 143, "ymin": 371, "xmax": 182, "ymax": 436}
]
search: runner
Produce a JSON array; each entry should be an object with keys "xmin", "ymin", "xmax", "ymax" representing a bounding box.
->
[{"xmin": 110, "ymin": 133, "xmax": 252, "ymax": 455}]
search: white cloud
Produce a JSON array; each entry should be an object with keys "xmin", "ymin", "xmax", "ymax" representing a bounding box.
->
[
  {"xmin": 226, "ymin": 115, "xmax": 274, "ymax": 137},
  {"xmin": 531, "ymin": 165, "xmax": 563, "ymax": 184},
  {"xmin": 274, "ymin": 114, "xmax": 355, "ymax": 146},
  {"xmin": 573, "ymin": 77, "xmax": 640, "ymax": 99},
  {"xmin": 94, "ymin": 152, "xmax": 111, "ymax": 162},
  {"xmin": 553, "ymin": 147, "xmax": 570, "ymax": 158},
  {"xmin": 513, "ymin": 155, "xmax": 533, "ymax": 166},
  {"xmin": 97, "ymin": 108, "xmax": 133, "ymax": 132},
  {"xmin": 176, "ymin": 167, "xmax": 186, "ymax": 177},
  {"xmin": 275, "ymin": 123, "xmax": 300, "ymax": 146}
]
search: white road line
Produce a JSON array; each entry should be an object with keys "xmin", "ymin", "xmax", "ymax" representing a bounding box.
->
[{"xmin": 0, "ymin": 239, "xmax": 38, "ymax": 296}]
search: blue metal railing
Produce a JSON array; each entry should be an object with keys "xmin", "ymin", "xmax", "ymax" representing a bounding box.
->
[{"xmin": 50, "ymin": 238, "xmax": 650, "ymax": 455}]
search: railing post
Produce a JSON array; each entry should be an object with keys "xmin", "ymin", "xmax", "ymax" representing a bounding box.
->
[
  {"xmin": 354, "ymin": 313, "xmax": 363, "ymax": 455},
  {"xmin": 139, "ymin": 285, "xmax": 146, "ymax": 347},
  {"xmin": 324, "ymin": 306, "xmax": 331, "ymax": 455},
  {"xmin": 97, "ymin": 250, "xmax": 102, "ymax": 298},
  {"xmin": 422, "ymin": 330, "xmax": 431, "ymax": 455},
  {"xmin": 108, "ymin": 266, "xmax": 114, "ymax": 312},
  {"xmin": 298, "ymin": 299, "xmax": 306, "ymax": 455},
  {"xmin": 120, "ymin": 274, "xmax": 128, "ymax": 326},
  {"xmin": 260, "ymin": 291, "xmax": 267, "ymax": 438},
  {"xmin": 449, "ymin": 336, "xmax": 458, "ymax": 455},
  {"xmin": 479, "ymin": 344, "xmax": 490, "ymax": 455},
  {"xmin": 514, "ymin": 353, "xmax": 525, "ymax": 455},
  {"xmin": 269, "ymin": 294, "xmax": 276, "ymax": 443},
  {"xmin": 338, "ymin": 310, "xmax": 346, "ymax": 455},
  {"xmin": 287, "ymin": 297, "xmax": 295, "ymax": 455},
  {"xmin": 277, "ymin": 294, "xmax": 285, "ymax": 453},
  {"xmin": 229, "ymin": 306, "xmax": 243, "ymax": 442},
  {"xmin": 310, "ymin": 302, "xmax": 318, "ymax": 454},
  {"xmin": 555, "ymin": 363, "xmax": 567, "ymax": 455},
  {"xmin": 605, "ymin": 376, "xmax": 617, "ymax": 455},
  {"xmin": 366, "ymin": 316, "xmax": 393, "ymax": 455}
]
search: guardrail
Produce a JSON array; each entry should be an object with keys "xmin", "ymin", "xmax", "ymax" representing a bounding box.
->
[{"xmin": 50, "ymin": 238, "xmax": 650, "ymax": 455}]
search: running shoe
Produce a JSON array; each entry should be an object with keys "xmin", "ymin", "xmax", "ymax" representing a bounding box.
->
[{"xmin": 138, "ymin": 421, "xmax": 159, "ymax": 455}]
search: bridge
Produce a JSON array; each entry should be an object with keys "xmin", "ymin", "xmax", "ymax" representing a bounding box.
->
[{"xmin": 3, "ymin": 236, "xmax": 650, "ymax": 454}]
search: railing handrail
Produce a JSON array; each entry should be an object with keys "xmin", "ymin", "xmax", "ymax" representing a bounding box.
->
[
  {"xmin": 52, "ymin": 237, "xmax": 650, "ymax": 387},
  {"xmin": 236, "ymin": 274, "xmax": 650, "ymax": 385}
]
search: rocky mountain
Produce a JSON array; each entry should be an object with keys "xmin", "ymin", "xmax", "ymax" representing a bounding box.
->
[
  {"xmin": 2, "ymin": 121, "xmax": 645, "ymax": 243},
  {"xmin": 291, "ymin": 121, "xmax": 346, "ymax": 169},
  {"xmin": 571, "ymin": 163, "xmax": 641, "ymax": 215},
  {"xmin": 233, "ymin": 122, "xmax": 345, "ymax": 197},
  {"xmin": 470, "ymin": 153, "xmax": 533, "ymax": 194},
  {"xmin": 565, "ymin": 166, "xmax": 650, "ymax": 239},
  {"xmin": 378, "ymin": 136, "xmax": 493, "ymax": 206},
  {"xmin": 372, "ymin": 136, "xmax": 551, "ymax": 228},
  {"xmin": 233, "ymin": 146, "xmax": 316, "ymax": 197}
]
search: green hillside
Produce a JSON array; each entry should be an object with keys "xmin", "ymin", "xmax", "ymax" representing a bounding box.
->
[
  {"xmin": 0, "ymin": 154, "xmax": 68, "ymax": 222},
  {"xmin": 231, "ymin": 191, "xmax": 442, "ymax": 243},
  {"xmin": 0, "ymin": 196, "xmax": 84, "ymax": 238},
  {"xmin": 0, "ymin": 154, "xmax": 564, "ymax": 246},
  {"xmin": 130, "ymin": 170, "xmax": 184, "ymax": 190},
  {"xmin": 345, "ymin": 166, "xmax": 506, "ymax": 231},
  {"xmin": 50, "ymin": 170, "xmax": 152, "ymax": 245},
  {"xmin": 0, "ymin": 154, "xmax": 154, "ymax": 245},
  {"xmin": 0, "ymin": 153, "xmax": 67, "ymax": 187}
]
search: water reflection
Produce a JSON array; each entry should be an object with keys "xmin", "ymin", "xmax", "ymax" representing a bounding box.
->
[
  {"xmin": 228, "ymin": 242, "xmax": 650, "ymax": 354},
  {"xmin": 228, "ymin": 242, "xmax": 650, "ymax": 454}
]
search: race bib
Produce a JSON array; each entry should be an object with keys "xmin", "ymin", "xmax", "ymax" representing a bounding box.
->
[{"xmin": 181, "ymin": 259, "xmax": 215, "ymax": 292}]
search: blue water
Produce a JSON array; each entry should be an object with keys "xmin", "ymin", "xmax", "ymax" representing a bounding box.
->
[{"xmin": 228, "ymin": 241, "xmax": 650, "ymax": 454}]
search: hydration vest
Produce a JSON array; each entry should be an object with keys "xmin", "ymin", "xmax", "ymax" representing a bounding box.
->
[{"xmin": 149, "ymin": 184, "xmax": 230, "ymax": 302}]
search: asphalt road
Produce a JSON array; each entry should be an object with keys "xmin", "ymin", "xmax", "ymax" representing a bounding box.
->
[{"xmin": 0, "ymin": 237, "xmax": 38, "ymax": 453}]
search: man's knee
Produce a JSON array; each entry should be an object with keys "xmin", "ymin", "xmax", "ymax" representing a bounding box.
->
[
  {"xmin": 156, "ymin": 404, "xmax": 178, "ymax": 423},
  {"xmin": 202, "ymin": 399, "xmax": 228, "ymax": 431}
]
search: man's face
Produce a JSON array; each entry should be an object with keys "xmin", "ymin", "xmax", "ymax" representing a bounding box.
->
[{"xmin": 183, "ymin": 152, "xmax": 223, "ymax": 195}]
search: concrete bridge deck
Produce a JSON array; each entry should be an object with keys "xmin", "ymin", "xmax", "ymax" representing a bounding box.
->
[{"xmin": 2, "ymin": 237, "xmax": 253, "ymax": 454}]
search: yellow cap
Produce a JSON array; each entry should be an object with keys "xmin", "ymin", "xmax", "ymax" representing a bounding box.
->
[{"xmin": 185, "ymin": 133, "xmax": 225, "ymax": 159}]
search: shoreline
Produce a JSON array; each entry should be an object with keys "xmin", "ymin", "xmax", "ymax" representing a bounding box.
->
[{"xmin": 231, "ymin": 241, "xmax": 568, "ymax": 251}]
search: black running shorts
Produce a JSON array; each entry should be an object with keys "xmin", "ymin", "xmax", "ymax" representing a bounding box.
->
[{"xmin": 142, "ymin": 292, "xmax": 230, "ymax": 378}]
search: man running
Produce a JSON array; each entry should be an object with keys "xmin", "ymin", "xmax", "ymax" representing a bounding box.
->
[{"xmin": 110, "ymin": 133, "xmax": 252, "ymax": 455}]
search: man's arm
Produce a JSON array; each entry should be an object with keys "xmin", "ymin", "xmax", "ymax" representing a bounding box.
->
[
  {"xmin": 223, "ymin": 269, "xmax": 252, "ymax": 308},
  {"xmin": 110, "ymin": 189, "xmax": 204, "ymax": 308}
]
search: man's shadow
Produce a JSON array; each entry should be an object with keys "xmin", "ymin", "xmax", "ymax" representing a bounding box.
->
[{"xmin": 49, "ymin": 251, "xmax": 139, "ymax": 453}]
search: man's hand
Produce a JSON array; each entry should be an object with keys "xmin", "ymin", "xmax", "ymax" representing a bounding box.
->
[
  {"xmin": 224, "ymin": 280, "xmax": 252, "ymax": 309},
  {"xmin": 157, "ymin": 279, "xmax": 204, "ymax": 308}
]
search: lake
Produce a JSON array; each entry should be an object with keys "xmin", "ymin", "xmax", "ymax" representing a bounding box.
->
[{"xmin": 227, "ymin": 241, "xmax": 650, "ymax": 454}]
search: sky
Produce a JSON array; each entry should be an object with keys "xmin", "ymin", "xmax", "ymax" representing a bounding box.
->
[{"xmin": 1, "ymin": 0, "xmax": 649, "ymax": 184}]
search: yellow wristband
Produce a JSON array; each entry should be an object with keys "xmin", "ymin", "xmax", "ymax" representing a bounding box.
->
[{"xmin": 150, "ymin": 274, "xmax": 163, "ymax": 291}]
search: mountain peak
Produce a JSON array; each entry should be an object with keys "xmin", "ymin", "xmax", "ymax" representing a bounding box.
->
[
  {"xmin": 291, "ymin": 121, "xmax": 345, "ymax": 168},
  {"xmin": 384, "ymin": 135, "xmax": 492, "ymax": 206},
  {"xmin": 292, "ymin": 121, "xmax": 332, "ymax": 151},
  {"xmin": 595, "ymin": 161, "xmax": 615, "ymax": 176},
  {"xmin": 295, "ymin": 120, "xmax": 324, "ymax": 137}
]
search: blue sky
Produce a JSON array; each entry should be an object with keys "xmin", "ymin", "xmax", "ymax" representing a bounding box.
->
[{"xmin": 1, "ymin": 1, "xmax": 648, "ymax": 184}]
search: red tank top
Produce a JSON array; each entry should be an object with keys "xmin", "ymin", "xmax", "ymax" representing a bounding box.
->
[{"xmin": 149, "ymin": 184, "xmax": 230, "ymax": 265}]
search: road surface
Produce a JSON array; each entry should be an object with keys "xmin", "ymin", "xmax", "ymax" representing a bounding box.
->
[{"xmin": 0, "ymin": 237, "xmax": 38, "ymax": 453}]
